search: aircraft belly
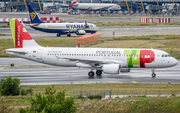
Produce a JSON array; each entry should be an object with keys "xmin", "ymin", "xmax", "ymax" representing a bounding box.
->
[{"xmin": 31, "ymin": 26, "xmax": 68, "ymax": 33}]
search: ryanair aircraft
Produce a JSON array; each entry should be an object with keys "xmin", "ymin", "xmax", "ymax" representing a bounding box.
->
[
  {"xmin": 28, "ymin": 5, "xmax": 99, "ymax": 37},
  {"xmin": 5, "ymin": 19, "xmax": 178, "ymax": 78}
]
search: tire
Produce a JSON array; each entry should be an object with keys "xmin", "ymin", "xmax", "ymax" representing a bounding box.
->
[
  {"xmin": 88, "ymin": 71, "xmax": 94, "ymax": 77},
  {"xmin": 96, "ymin": 70, "xmax": 102, "ymax": 76},
  {"xmin": 57, "ymin": 33, "xmax": 61, "ymax": 37},
  {"xmin": 152, "ymin": 73, "xmax": 156, "ymax": 77},
  {"xmin": 67, "ymin": 34, "xmax": 71, "ymax": 37}
]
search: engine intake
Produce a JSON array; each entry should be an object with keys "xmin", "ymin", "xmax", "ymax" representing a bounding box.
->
[
  {"xmin": 102, "ymin": 64, "xmax": 120, "ymax": 74},
  {"xmin": 76, "ymin": 30, "xmax": 86, "ymax": 35}
]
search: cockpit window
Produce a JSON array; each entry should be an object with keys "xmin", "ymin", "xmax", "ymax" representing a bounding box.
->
[{"xmin": 162, "ymin": 54, "xmax": 171, "ymax": 57}]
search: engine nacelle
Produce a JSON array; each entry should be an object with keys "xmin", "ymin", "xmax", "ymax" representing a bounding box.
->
[
  {"xmin": 102, "ymin": 64, "xmax": 120, "ymax": 74},
  {"xmin": 120, "ymin": 68, "xmax": 130, "ymax": 73},
  {"xmin": 76, "ymin": 30, "xmax": 86, "ymax": 35}
]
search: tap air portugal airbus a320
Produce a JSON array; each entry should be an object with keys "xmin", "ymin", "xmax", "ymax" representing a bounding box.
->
[
  {"xmin": 5, "ymin": 19, "xmax": 178, "ymax": 77},
  {"xmin": 27, "ymin": 5, "xmax": 99, "ymax": 37}
]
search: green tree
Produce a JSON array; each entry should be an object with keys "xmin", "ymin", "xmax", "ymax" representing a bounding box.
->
[
  {"xmin": 21, "ymin": 85, "xmax": 77, "ymax": 113},
  {"xmin": 0, "ymin": 76, "xmax": 20, "ymax": 96}
]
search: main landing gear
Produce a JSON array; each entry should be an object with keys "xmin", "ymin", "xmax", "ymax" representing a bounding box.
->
[
  {"xmin": 57, "ymin": 33, "xmax": 61, "ymax": 37},
  {"xmin": 88, "ymin": 71, "xmax": 95, "ymax": 77},
  {"xmin": 57, "ymin": 33, "xmax": 71, "ymax": 37},
  {"xmin": 96, "ymin": 70, "xmax": 102, "ymax": 76},
  {"xmin": 88, "ymin": 70, "xmax": 102, "ymax": 77},
  {"xmin": 67, "ymin": 33, "xmax": 71, "ymax": 37},
  {"xmin": 152, "ymin": 68, "xmax": 156, "ymax": 77}
]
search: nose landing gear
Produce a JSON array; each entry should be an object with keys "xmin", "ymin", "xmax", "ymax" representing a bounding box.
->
[{"xmin": 152, "ymin": 68, "xmax": 156, "ymax": 77}]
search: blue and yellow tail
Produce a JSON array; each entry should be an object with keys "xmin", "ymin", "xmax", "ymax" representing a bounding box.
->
[{"xmin": 28, "ymin": 5, "xmax": 45, "ymax": 24}]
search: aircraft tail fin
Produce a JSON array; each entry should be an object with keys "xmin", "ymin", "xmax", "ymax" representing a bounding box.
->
[
  {"xmin": 9, "ymin": 19, "xmax": 41, "ymax": 48},
  {"xmin": 27, "ymin": 5, "xmax": 45, "ymax": 24},
  {"xmin": 69, "ymin": 0, "xmax": 78, "ymax": 7}
]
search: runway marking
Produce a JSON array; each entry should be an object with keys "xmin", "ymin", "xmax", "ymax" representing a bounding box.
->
[{"xmin": 132, "ymin": 81, "xmax": 138, "ymax": 83}]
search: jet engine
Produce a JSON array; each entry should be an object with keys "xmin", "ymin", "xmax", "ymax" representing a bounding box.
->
[
  {"xmin": 102, "ymin": 64, "xmax": 120, "ymax": 74},
  {"xmin": 120, "ymin": 68, "xmax": 130, "ymax": 73},
  {"xmin": 76, "ymin": 30, "xmax": 86, "ymax": 35}
]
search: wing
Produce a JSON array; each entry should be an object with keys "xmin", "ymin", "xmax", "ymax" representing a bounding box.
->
[{"xmin": 55, "ymin": 56, "xmax": 119, "ymax": 66}]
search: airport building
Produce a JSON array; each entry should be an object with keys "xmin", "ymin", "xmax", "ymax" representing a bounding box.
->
[{"xmin": 0, "ymin": 0, "xmax": 180, "ymax": 14}]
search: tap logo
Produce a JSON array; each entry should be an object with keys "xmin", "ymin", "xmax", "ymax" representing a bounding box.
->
[{"xmin": 30, "ymin": 12, "xmax": 36, "ymax": 21}]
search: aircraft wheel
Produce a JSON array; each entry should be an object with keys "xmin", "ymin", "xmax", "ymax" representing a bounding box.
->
[
  {"xmin": 96, "ymin": 70, "xmax": 102, "ymax": 76},
  {"xmin": 67, "ymin": 34, "xmax": 71, "ymax": 37},
  {"xmin": 88, "ymin": 71, "xmax": 94, "ymax": 77},
  {"xmin": 57, "ymin": 33, "xmax": 61, "ymax": 37},
  {"xmin": 152, "ymin": 73, "xmax": 156, "ymax": 77}
]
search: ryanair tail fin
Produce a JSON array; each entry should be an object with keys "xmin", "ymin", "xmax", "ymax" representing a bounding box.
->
[
  {"xmin": 27, "ymin": 5, "xmax": 45, "ymax": 24},
  {"xmin": 9, "ymin": 19, "xmax": 41, "ymax": 48}
]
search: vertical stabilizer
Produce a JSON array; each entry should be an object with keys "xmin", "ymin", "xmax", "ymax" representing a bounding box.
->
[
  {"xmin": 69, "ymin": 0, "xmax": 78, "ymax": 7},
  {"xmin": 9, "ymin": 19, "xmax": 41, "ymax": 48},
  {"xmin": 27, "ymin": 5, "xmax": 45, "ymax": 24}
]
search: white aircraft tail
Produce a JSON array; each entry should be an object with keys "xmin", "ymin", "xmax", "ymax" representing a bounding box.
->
[
  {"xmin": 69, "ymin": 0, "xmax": 78, "ymax": 7},
  {"xmin": 9, "ymin": 19, "xmax": 41, "ymax": 48}
]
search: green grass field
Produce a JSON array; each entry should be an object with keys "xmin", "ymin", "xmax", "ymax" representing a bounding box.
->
[{"xmin": 0, "ymin": 83, "xmax": 180, "ymax": 113}]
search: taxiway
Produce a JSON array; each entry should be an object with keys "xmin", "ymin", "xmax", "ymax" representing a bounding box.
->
[{"xmin": 0, "ymin": 58, "xmax": 180, "ymax": 85}]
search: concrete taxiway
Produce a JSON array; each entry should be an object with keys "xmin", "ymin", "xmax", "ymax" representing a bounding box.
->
[
  {"xmin": 0, "ymin": 58, "xmax": 179, "ymax": 85},
  {"xmin": 1, "ymin": 25, "xmax": 180, "ymax": 39}
]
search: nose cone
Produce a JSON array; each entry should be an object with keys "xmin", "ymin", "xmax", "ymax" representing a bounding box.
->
[{"xmin": 171, "ymin": 58, "xmax": 178, "ymax": 66}]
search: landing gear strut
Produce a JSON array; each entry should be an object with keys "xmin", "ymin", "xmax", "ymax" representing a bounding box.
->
[
  {"xmin": 57, "ymin": 33, "xmax": 61, "ymax": 37},
  {"xmin": 67, "ymin": 33, "xmax": 71, "ymax": 37},
  {"xmin": 88, "ymin": 71, "xmax": 95, "ymax": 77},
  {"xmin": 96, "ymin": 70, "xmax": 102, "ymax": 76},
  {"xmin": 152, "ymin": 68, "xmax": 156, "ymax": 77}
]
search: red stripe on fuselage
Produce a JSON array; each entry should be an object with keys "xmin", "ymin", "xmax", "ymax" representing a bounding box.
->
[{"xmin": 140, "ymin": 50, "xmax": 155, "ymax": 68}]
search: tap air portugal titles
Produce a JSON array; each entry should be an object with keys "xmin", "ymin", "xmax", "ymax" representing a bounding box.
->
[
  {"xmin": 28, "ymin": 5, "xmax": 99, "ymax": 37},
  {"xmin": 5, "ymin": 19, "xmax": 178, "ymax": 77},
  {"xmin": 69, "ymin": 0, "xmax": 121, "ymax": 11}
]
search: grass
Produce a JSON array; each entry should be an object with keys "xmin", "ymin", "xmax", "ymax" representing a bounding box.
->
[
  {"xmin": 0, "ymin": 33, "xmax": 11, "ymax": 36},
  {"xmin": 75, "ymin": 97, "xmax": 180, "ymax": 113},
  {"xmin": 0, "ymin": 83, "xmax": 180, "ymax": 113},
  {"xmin": 0, "ymin": 25, "xmax": 9, "ymax": 28},
  {"xmin": 20, "ymin": 83, "xmax": 180, "ymax": 96}
]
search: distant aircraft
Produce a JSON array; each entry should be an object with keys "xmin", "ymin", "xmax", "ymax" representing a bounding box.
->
[
  {"xmin": 5, "ymin": 19, "xmax": 178, "ymax": 77},
  {"xmin": 69, "ymin": 0, "xmax": 121, "ymax": 12},
  {"xmin": 27, "ymin": 5, "xmax": 99, "ymax": 37}
]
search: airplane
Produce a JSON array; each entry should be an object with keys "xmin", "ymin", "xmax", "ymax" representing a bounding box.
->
[
  {"xmin": 5, "ymin": 19, "xmax": 178, "ymax": 78},
  {"xmin": 69, "ymin": 0, "xmax": 121, "ymax": 12},
  {"xmin": 27, "ymin": 5, "xmax": 99, "ymax": 37}
]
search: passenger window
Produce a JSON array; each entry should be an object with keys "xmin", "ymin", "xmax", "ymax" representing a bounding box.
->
[
  {"xmin": 144, "ymin": 55, "xmax": 150, "ymax": 58},
  {"xmin": 162, "ymin": 55, "xmax": 164, "ymax": 57}
]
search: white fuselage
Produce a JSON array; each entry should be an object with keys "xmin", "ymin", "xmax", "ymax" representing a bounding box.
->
[
  {"xmin": 30, "ymin": 23, "xmax": 99, "ymax": 34},
  {"xmin": 6, "ymin": 47, "xmax": 178, "ymax": 69},
  {"xmin": 71, "ymin": 3, "xmax": 121, "ymax": 11}
]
